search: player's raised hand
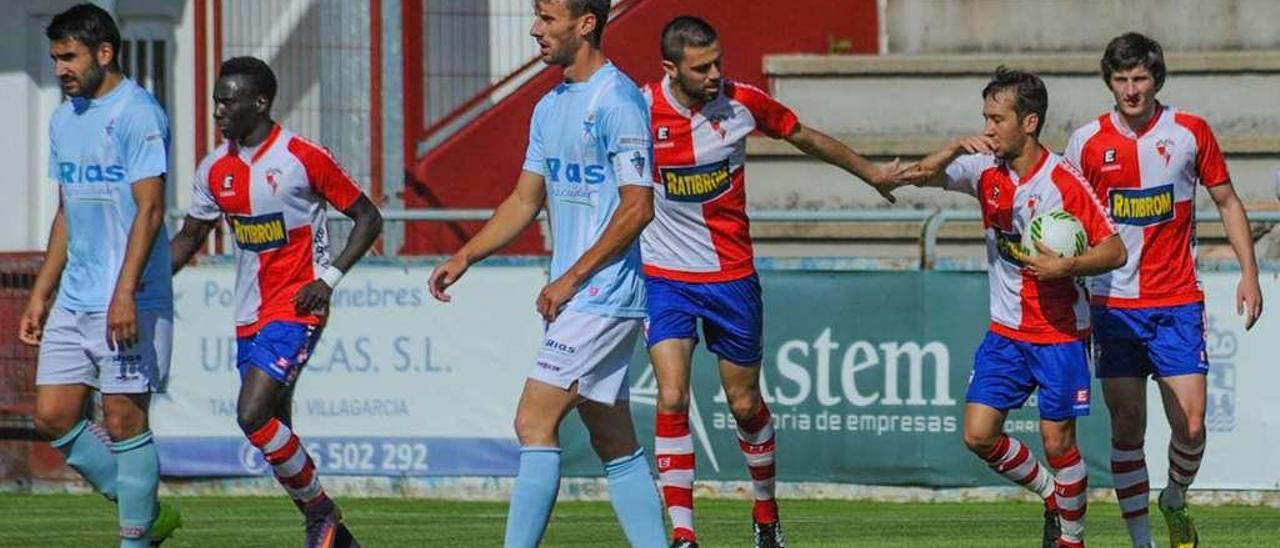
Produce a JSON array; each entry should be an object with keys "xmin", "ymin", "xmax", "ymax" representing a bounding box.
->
[
  {"xmin": 536, "ymin": 276, "xmax": 576, "ymax": 323},
  {"xmin": 17, "ymin": 298, "xmax": 48, "ymax": 347},
  {"xmin": 866, "ymin": 158, "xmax": 913, "ymax": 203},
  {"xmin": 1237, "ymin": 276, "xmax": 1263, "ymax": 330},
  {"xmin": 956, "ymin": 135, "xmax": 998, "ymax": 155},
  {"xmin": 1023, "ymin": 241, "xmax": 1077, "ymax": 280},
  {"xmin": 293, "ymin": 280, "xmax": 333, "ymax": 316},
  {"xmin": 106, "ymin": 291, "xmax": 138, "ymax": 351},
  {"xmin": 428, "ymin": 255, "xmax": 469, "ymax": 303}
]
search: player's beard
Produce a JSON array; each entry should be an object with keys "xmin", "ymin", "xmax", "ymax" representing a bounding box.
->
[
  {"xmin": 675, "ymin": 75, "xmax": 718, "ymax": 105},
  {"xmin": 67, "ymin": 62, "xmax": 107, "ymax": 98},
  {"xmin": 548, "ymin": 35, "xmax": 582, "ymax": 67}
]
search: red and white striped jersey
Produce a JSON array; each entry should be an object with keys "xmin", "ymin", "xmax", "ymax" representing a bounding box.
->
[
  {"xmin": 1065, "ymin": 106, "xmax": 1229, "ymax": 308},
  {"xmin": 639, "ymin": 76, "xmax": 799, "ymax": 282},
  {"xmin": 188, "ymin": 124, "xmax": 364, "ymax": 336},
  {"xmin": 945, "ymin": 149, "xmax": 1116, "ymax": 343}
]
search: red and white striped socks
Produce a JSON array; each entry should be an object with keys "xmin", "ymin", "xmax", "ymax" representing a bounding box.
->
[
  {"xmin": 1163, "ymin": 436, "xmax": 1205, "ymax": 509},
  {"xmin": 655, "ymin": 412, "xmax": 696, "ymax": 542},
  {"xmin": 1111, "ymin": 440, "xmax": 1152, "ymax": 545},
  {"xmin": 248, "ymin": 418, "xmax": 328, "ymax": 507},
  {"xmin": 736, "ymin": 405, "xmax": 778, "ymax": 524},
  {"xmin": 981, "ymin": 434, "xmax": 1056, "ymax": 500},
  {"xmin": 1049, "ymin": 447, "xmax": 1088, "ymax": 547}
]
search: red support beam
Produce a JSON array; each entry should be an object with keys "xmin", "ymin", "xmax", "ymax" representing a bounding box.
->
[
  {"xmin": 370, "ymin": 0, "xmax": 384, "ymax": 205},
  {"xmin": 401, "ymin": 0, "xmax": 424, "ymax": 165},
  {"xmin": 194, "ymin": 0, "xmax": 208, "ymax": 162}
]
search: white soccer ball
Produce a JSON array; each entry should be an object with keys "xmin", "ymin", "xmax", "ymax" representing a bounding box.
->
[{"xmin": 1021, "ymin": 210, "xmax": 1087, "ymax": 258}]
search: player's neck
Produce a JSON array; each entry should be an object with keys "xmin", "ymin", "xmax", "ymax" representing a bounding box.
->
[
  {"xmin": 1118, "ymin": 103, "xmax": 1159, "ymax": 135},
  {"xmin": 1011, "ymin": 141, "xmax": 1045, "ymax": 180},
  {"xmin": 238, "ymin": 120, "xmax": 276, "ymax": 148},
  {"xmin": 562, "ymin": 46, "xmax": 607, "ymax": 83},
  {"xmin": 90, "ymin": 70, "xmax": 124, "ymax": 99}
]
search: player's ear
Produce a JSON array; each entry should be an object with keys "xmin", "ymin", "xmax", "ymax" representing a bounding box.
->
[
  {"xmin": 1022, "ymin": 112, "xmax": 1041, "ymax": 138},
  {"xmin": 661, "ymin": 59, "xmax": 678, "ymax": 79},
  {"xmin": 578, "ymin": 11, "xmax": 597, "ymax": 42},
  {"xmin": 254, "ymin": 94, "xmax": 270, "ymax": 114},
  {"xmin": 95, "ymin": 41, "xmax": 115, "ymax": 69}
]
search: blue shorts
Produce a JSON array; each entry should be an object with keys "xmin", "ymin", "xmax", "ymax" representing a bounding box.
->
[
  {"xmin": 965, "ymin": 331, "xmax": 1092, "ymax": 421},
  {"xmin": 236, "ymin": 321, "xmax": 322, "ymax": 385},
  {"xmin": 644, "ymin": 274, "xmax": 763, "ymax": 365},
  {"xmin": 1092, "ymin": 303, "xmax": 1208, "ymax": 378}
]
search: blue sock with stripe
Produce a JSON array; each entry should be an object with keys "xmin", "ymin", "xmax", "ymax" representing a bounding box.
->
[
  {"xmin": 50, "ymin": 419, "xmax": 118, "ymax": 501},
  {"xmin": 114, "ymin": 431, "xmax": 159, "ymax": 547},
  {"xmin": 504, "ymin": 447, "xmax": 561, "ymax": 548},
  {"xmin": 604, "ymin": 448, "xmax": 667, "ymax": 548}
]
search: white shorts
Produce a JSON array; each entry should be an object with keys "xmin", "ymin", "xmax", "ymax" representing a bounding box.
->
[
  {"xmin": 529, "ymin": 309, "xmax": 642, "ymax": 405},
  {"xmin": 36, "ymin": 307, "xmax": 173, "ymax": 394}
]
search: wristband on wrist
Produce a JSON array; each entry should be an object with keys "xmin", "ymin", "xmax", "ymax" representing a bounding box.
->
[{"xmin": 319, "ymin": 266, "xmax": 345, "ymax": 288}]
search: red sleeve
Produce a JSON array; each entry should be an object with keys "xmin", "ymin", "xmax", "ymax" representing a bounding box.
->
[
  {"xmin": 727, "ymin": 80, "xmax": 799, "ymax": 139},
  {"xmin": 1053, "ymin": 163, "xmax": 1115, "ymax": 246},
  {"xmin": 1175, "ymin": 112, "xmax": 1230, "ymax": 187},
  {"xmin": 287, "ymin": 137, "xmax": 364, "ymax": 210}
]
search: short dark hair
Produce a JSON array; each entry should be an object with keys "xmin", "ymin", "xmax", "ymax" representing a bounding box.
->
[
  {"xmin": 563, "ymin": 0, "xmax": 610, "ymax": 46},
  {"xmin": 982, "ymin": 66, "xmax": 1049, "ymax": 138},
  {"xmin": 46, "ymin": 3, "xmax": 122, "ymax": 70},
  {"xmin": 219, "ymin": 56, "xmax": 278, "ymax": 103},
  {"xmin": 1101, "ymin": 32, "xmax": 1166, "ymax": 90},
  {"xmin": 661, "ymin": 16, "xmax": 717, "ymax": 62}
]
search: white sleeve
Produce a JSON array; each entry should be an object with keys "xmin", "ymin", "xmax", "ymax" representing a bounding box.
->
[
  {"xmin": 186, "ymin": 157, "xmax": 222, "ymax": 220},
  {"xmin": 943, "ymin": 154, "xmax": 993, "ymax": 197}
]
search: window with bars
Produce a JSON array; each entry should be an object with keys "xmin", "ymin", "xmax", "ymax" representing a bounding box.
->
[{"xmin": 118, "ymin": 38, "xmax": 168, "ymax": 111}]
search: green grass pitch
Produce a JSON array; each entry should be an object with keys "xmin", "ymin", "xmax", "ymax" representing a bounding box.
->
[{"xmin": 2, "ymin": 494, "xmax": 1278, "ymax": 546}]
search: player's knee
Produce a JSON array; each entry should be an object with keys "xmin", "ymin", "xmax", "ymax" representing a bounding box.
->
[
  {"xmin": 512, "ymin": 411, "xmax": 557, "ymax": 447},
  {"xmin": 963, "ymin": 431, "xmax": 998, "ymax": 457},
  {"xmin": 102, "ymin": 411, "xmax": 146, "ymax": 441},
  {"xmin": 236, "ymin": 404, "xmax": 274, "ymax": 435},
  {"xmin": 655, "ymin": 384, "xmax": 690, "ymax": 414},
  {"xmin": 33, "ymin": 411, "xmax": 78, "ymax": 440},
  {"xmin": 1172, "ymin": 415, "xmax": 1205, "ymax": 445},
  {"xmin": 1041, "ymin": 436, "xmax": 1075, "ymax": 461},
  {"xmin": 725, "ymin": 387, "xmax": 762, "ymax": 422}
]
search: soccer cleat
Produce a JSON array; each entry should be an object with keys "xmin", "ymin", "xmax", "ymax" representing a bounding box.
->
[
  {"xmin": 753, "ymin": 520, "xmax": 787, "ymax": 548},
  {"xmin": 1042, "ymin": 505, "xmax": 1062, "ymax": 548},
  {"xmin": 1159, "ymin": 488, "xmax": 1198, "ymax": 548},
  {"xmin": 149, "ymin": 502, "xmax": 183, "ymax": 546},
  {"xmin": 303, "ymin": 499, "xmax": 344, "ymax": 548},
  {"xmin": 670, "ymin": 538, "xmax": 699, "ymax": 548}
]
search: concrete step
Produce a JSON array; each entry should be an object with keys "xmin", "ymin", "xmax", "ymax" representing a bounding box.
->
[
  {"xmin": 765, "ymin": 51, "xmax": 1280, "ymax": 138},
  {"xmin": 882, "ymin": 0, "xmax": 1280, "ymax": 54},
  {"xmin": 743, "ymin": 133, "xmax": 1280, "ymax": 210}
]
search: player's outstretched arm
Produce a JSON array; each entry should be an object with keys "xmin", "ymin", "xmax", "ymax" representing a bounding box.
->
[
  {"xmin": 901, "ymin": 136, "xmax": 997, "ymax": 189},
  {"xmin": 535, "ymin": 185, "xmax": 653, "ymax": 322},
  {"xmin": 783, "ymin": 124, "xmax": 909, "ymax": 203},
  {"xmin": 1024, "ymin": 235, "xmax": 1126, "ymax": 281},
  {"xmin": 428, "ymin": 170, "xmax": 547, "ymax": 302},
  {"xmin": 1207, "ymin": 181, "xmax": 1263, "ymax": 329},
  {"xmin": 18, "ymin": 202, "xmax": 69, "ymax": 346},
  {"xmin": 106, "ymin": 176, "xmax": 166, "ymax": 350},
  {"xmin": 169, "ymin": 216, "xmax": 219, "ymax": 275}
]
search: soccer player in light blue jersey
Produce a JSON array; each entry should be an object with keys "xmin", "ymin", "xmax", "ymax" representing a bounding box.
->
[
  {"xmin": 16, "ymin": 4, "xmax": 180, "ymax": 546},
  {"xmin": 428, "ymin": 1, "xmax": 666, "ymax": 546}
]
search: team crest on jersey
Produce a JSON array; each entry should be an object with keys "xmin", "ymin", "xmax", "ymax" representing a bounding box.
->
[
  {"xmin": 230, "ymin": 212, "xmax": 288, "ymax": 251},
  {"xmin": 1155, "ymin": 138, "xmax": 1175, "ymax": 166},
  {"xmin": 265, "ymin": 168, "xmax": 282, "ymax": 194},
  {"xmin": 1109, "ymin": 184, "xmax": 1174, "ymax": 226},
  {"xmin": 629, "ymin": 151, "xmax": 647, "ymax": 179},
  {"xmin": 659, "ymin": 159, "xmax": 731, "ymax": 203}
]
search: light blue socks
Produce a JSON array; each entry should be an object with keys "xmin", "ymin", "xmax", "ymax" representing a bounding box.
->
[
  {"xmin": 113, "ymin": 431, "xmax": 159, "ymax": 548},
  {"xmin": 504, "ymin": 447, "xmax": 562, "ymax": 548},
  {"xmin": 50, "ymin": 419, "xmax": 118, "ymax": 501},
  {"xmin": 604, "ymin": 448, "xmax": 667, "ymax": 548}
]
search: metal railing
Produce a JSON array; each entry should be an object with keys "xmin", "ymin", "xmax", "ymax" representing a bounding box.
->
[{"xmin": 170, "ymin": 209, "xmax": 1280, "ymax": 270}]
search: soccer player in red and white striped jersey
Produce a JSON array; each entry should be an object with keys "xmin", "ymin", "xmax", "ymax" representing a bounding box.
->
[
  {"xmin": 171, "ymin": 57, "xmax": 383, "ymax": 548},
  {"xmin": 904, "ymin": 67, "xmax": 1127, "ymax": 548},
  {"xmin": 1064, "ymin": 33, "xmax": 1263, "ymax": 548},
  {"xmin": 642, "ymin": 16, "xmax": 905, "ymax": 548}
]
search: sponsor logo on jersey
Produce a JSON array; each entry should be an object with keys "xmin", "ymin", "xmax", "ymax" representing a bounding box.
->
[
  {"xmin": 57, "ymin": 162, "xmax": 126, "ymax": 183},
  {"xmin": 545, "ymin": 157, "xmax": 606, "ymax": 184},
  {"xmin": 1109, "ymin": 184, "xmax": 1174, "ymax": 226},
  {"xmin": 659, "ymin": 159, "xmax": 731, "ymax": 203},
  {"xmin": 1103, "ymin": 148, "xmax": 1117, "ymax": 164},
  {"xmin": 230, "ymin": 212, "xmax": 288, "ymax": 252},
  {"xmin": 656, "ymin": 126, "xmax": 670, "ymax": 141},
  {"xmin": 995, "ymin": 229, "xmax": 1026, "ymax": 267}
]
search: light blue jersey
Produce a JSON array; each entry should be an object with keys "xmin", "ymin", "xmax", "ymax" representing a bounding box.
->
[
  {"xmin": 49, "ymin": 78, "xmax": 172, "ymax": 312},
  {"xmin": 522, "ymin": 63, "xmax": 653, "ymax": 318}
]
